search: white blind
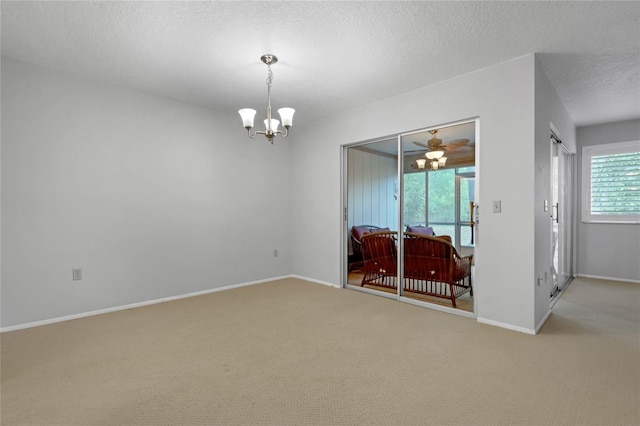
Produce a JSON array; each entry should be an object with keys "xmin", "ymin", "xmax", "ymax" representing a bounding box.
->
[{"xmin": 583, "ymin": 140, "xmax": 640, "ymax": 223}]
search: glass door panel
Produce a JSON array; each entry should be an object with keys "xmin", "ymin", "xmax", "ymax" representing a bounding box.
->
[
  {"xmin": 400, "ymin": 122, "xmax": 476, "ymax": 312},
  {"xmin": 345, "ymin": 138, "xmax": 399, "ymax": 296},
  {"xmin": 550, "ymin": 136, "xmax": 574, "ymax": 297}
]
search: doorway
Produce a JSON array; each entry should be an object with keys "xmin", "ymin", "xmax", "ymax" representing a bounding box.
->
[{"xmin": 343, "ymin": 120, "xmax": 478, "ymax": 315}]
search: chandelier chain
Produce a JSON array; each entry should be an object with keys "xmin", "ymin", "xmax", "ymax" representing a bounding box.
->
[{"xmin": 266, "ymin": 66, "xmax": 273, "ymax": 87}]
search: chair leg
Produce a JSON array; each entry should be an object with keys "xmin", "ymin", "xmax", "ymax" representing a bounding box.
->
[{"xmin": 449, "ymin": 284, "xmax": 457, "ymax": 308}]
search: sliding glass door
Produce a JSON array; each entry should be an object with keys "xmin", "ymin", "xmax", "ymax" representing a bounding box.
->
[
  {"xmin": 550, "ymin": 134, "xmax": 574, "ymax": 296},
  {"xmin": 344, "ymin": 120, "xmax": 477, "ymax": 314}
]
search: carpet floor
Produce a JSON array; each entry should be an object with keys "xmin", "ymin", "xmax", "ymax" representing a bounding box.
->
[{"xmin": 1, "ymin": 276, "xmax": 638, "ymax": 425}]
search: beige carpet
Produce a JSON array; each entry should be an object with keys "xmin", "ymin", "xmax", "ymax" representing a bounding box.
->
[{"xmin": 1, "ymin": 276, "xmax": 638, "ymax": 425}]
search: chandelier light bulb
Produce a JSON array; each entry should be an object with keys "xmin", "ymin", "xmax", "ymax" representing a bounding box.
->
[
  {"xmin": 264, "ymin": 118, "xmax": 280, "ymax": 132},
  {"xmin": 278, "ymin": 107, "xmax": 295, "ymax": 128},
  {"xmin": 425, "ymin": 150, "xmax": 444, "ymax": 160},
  {"xmin": 238, "ymin": 108, "xmax": 257, "ymax": 129}
]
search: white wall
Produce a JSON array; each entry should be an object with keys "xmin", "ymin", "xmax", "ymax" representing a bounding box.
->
[
  {"xmin": 2, "ymin": 54, "xmax": 584, "ymax": 333},
  {"xmin": 291, "ymin": 54, "xmax": 545, "ymax": 332},
  {"xmin": 576, "ymin": 119, "xmax": 640, "ymax": 282},
  {"xmin": 1, "ymin": 58, "xmax": 292, "ymax": 327},
  {"xmin": 533, "ymin": 57, "xmax": 576, "ymax": 328}
]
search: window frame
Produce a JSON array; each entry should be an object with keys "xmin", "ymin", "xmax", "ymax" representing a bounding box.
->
[{"xmin": 581, "ymin": 140, "xmax": 640, "ymax": 224}]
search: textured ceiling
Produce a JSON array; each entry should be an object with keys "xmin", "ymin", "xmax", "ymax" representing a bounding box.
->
[{"xmin": 2, "ymin": 1, "xmax": 639, "ymax": 128}]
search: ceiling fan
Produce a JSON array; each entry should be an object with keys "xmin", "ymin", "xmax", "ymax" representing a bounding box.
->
[
  {"xmin": 413, "ymin": 129, "xmax": 470, "ymax": 152},
  {"xmin": 410, "ymin": 129, "xmax": 471, "ymax": 171}
]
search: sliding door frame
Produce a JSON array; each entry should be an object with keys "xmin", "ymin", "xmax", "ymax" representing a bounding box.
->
[
  {"xmin": 341, "ymin": 134, "xmax": 400, "ymax": 302},
  {"xmin": 341, "ymin": 118, "xmax": 479, "ymax": 318},
  {"xmin": 549, "ymin": 131, "xmax": 575, "ymax": 303}
]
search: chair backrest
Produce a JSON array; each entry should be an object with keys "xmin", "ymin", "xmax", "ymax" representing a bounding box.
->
[
  {"xmin": 351, "ymin": 225, "xmax": 388, "ymax": 254},
  {"xmin": 404, "ymin": 233, "xmax": 454, "ymax": 259},
  {"xmin": 403, "ymin": 233, "xmax": 456, "ymax": 281},
  {"xmin": 405, "ymin": 225, "xmax": 435, "ymax": 237},
  {"xmin": 352, "ymin": 225, "xmax": 386, "ymax": 241},
  {"xmin": 361, "ymin": 231, "xmax": 398, "ymax": 274}
]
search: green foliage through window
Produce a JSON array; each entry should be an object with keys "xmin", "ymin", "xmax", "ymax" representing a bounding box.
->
[
  {"xmin": 403, "ymin": 173, "xmax": 426, "ymax": 224},
  {"xmin": 428, "ymin": 169, "xmax": 455, "ymax": 223}
]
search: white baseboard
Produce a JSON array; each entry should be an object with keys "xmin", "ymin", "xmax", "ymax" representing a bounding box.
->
[
  {"xmin": 1, "ymin": 275, "xmax": 292, "ymax": 333},
  {"xmin": 477, "ymin": 317, "xmax": 536, "ymax": 335},
  {"xmin": 534, "ymin": 309, "xmax": 553, "ymax": 334},
  {"xmin": 290, "ymin": 274, "xmax": 341, "ymax": 288},
  {"xmin": 576, "ymin": 274, "xmax": 640, "ymax": 284}
]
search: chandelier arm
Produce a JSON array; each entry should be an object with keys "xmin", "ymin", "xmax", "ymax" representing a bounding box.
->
[
  {"xmin": 280, "ymin": 127, "xmax": 289, "ymax": 138},
  {"xmin": 247, "ymin": 128, "xmax": 259, "ymax": 139}
]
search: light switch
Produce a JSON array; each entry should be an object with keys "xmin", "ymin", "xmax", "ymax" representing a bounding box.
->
[{"xmin": 492, "ymin": 200, "xmax": 502, "ymax": 213}]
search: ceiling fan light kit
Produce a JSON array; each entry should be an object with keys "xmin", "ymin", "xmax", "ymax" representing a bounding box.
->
[
  {"xmin": 425, "ymin": 129, "xmax": 447, "ymax": 169},
  {"xmin": 411, "ymin": 128, "xmax": 472, "ymax": 171},
  {"xmin": 239, "ymin": 54, "xmax": 295, "ymax": 144},
  {"xmin": 425, "ymin": 150, "xmax": 444, "ymax": 160}
]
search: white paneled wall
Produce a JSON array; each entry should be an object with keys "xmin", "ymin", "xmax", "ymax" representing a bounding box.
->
[{"xmin": 347, "ymin": 148, "xmax": 398, "ymax": 253}]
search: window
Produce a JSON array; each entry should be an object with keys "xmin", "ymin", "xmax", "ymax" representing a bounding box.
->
[{"xmin": 582, "ymin": 140, "xmax": 640, "ymax": 223}]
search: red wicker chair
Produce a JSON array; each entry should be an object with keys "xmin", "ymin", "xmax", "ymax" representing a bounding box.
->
[
  {"xmin": 403, "ymin": 232, "xmax": 473, "ymax": 307},
  {"xmin": 360, "ymin": 231, "xmax": 398, "ymax": 290},
  {"xmin": 349, "ymin": 225, "xmax": 387, "ymax": 272}
]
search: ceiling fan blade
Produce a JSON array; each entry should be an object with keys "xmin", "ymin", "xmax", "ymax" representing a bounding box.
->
[
  {"xmin": 441, "ymin": 138, "xmax": 470, "ymax": 150},
  {"xmin": 413, "ymin": 141, "xmax": 428, "ymax": 148}
]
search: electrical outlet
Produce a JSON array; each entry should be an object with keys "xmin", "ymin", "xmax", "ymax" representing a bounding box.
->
[
  {"xmin": 492, "ymin": 200, "xmax": 502, "ymax": 213},
  {"xmin": 72, "ymin": 268, "xmax": 82, "ymax": 281}
]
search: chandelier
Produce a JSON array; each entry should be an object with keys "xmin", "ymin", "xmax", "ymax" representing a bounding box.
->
[{"xmin": 238, "ymin": 54, "xmax": 295, "ymax": 144}]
